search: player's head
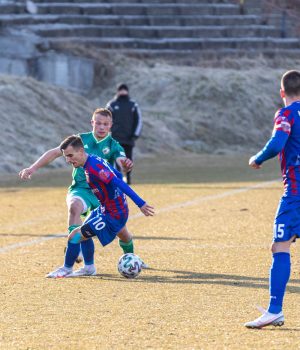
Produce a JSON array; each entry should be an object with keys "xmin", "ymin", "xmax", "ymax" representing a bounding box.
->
[
  {"xmin": 280, "ymin": 70, "xmax": 300, "ymax": 101},
  {"xmin": 91, "ymin": 108, "xmax": 113, "ymax": 140},
  {"xmin": 60, "ymin": 135, "xmax": 86, "ymax": 168}
]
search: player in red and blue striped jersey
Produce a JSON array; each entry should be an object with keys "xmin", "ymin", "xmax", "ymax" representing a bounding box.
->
[
  {"xmin": 245, "ymin": 70, "xmax": 300, "ymax": 328},
  {"xmin": 47, "ymin": 135, "xmax": 154, "ymax": 278}
]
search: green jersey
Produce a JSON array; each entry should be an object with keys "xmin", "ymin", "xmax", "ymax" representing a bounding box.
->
[{"xmin": 69, "ymin": 132, "xmax": 125, "ymax": 191}]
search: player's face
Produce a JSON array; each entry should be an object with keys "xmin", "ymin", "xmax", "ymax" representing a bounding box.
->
[
  {"xmin": 91, "ymin": 114, "xmax": 112, "ymax": 140},
  {"xmin": 62, "ymin": 145, "xmax": 85, "ymax": 168}
]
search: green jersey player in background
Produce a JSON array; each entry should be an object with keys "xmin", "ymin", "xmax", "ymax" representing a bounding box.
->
[{"xmin": 19, "ymin": 108, "xmax": 137, "ymax": 264}]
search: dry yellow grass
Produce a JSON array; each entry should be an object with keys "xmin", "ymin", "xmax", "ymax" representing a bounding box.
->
[{"xmin": 1, "ymin": 181, "xmax": 300, "ymax": 350}]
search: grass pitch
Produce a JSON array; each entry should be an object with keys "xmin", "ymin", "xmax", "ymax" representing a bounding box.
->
[{"xmin": 1, "ymin": 155, "xmax": 300, "ymax": 349}]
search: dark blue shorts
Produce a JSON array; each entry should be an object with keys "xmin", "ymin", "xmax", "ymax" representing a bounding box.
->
[
  {"xmin": 273, "ymin": 196, "xmax": 300, "ymax": 242},
  {"xmin": 80, "ymin": 207, "xmax": 128, "ymax": 246}
]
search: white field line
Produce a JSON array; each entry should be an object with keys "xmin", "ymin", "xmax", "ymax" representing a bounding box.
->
[{"xmin": 0, "ymin": 179, "xmax": 280, "ymax": 254}]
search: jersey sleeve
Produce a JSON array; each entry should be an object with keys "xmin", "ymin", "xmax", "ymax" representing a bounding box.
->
[
  {"xmin": 111, "ymin": 176, "xmax": 146, "ymax": 208},
  {"xmin": 254, "ymin": 109, "xmax": 291, "ymax": 165},
  {"xmin": 273, "ymin": 109, "xmax": 292, "ymax": 135},
  {"xmin": 111, "ymin": 140, "xmax": 126, "ymax": 162}
]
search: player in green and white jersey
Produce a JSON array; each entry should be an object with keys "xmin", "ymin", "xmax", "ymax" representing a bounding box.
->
[{"xmin": 19, "ymin": 108, "xmax": 136, "ymax": 260}]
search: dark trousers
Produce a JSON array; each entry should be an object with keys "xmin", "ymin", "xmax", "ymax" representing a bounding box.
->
[{"xmin": 120, "ymin": 143, "xmax": 133, "ymax": 184}]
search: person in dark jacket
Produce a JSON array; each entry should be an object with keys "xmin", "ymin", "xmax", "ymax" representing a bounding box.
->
[{"xmin": 106, "ymin": 83, "xmax": 142, "ymax": 184}]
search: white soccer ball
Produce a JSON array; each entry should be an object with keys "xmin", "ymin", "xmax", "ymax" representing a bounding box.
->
[{"xmin": 118, "ymin": 253, "xmax": 142, "ymax": 279}]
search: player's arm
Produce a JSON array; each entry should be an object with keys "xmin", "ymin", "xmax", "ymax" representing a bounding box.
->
[
  {"xmin": 249, "ymin": 130, "xmax": 289, "ymax": 169},
  {"xmin": 111, "ymin": 176, "xmax": 154, "ymax": 216},
  {"xmin": 19, "ymin": 146, "xmax": 62, "ymax": 179},
  {"xmin": 113, "ymin": 142, "xmax": 133, "ymax": 173},
  {"xmin": 116, "ymin": 157, "xmax": 133, "ymax": 173}
]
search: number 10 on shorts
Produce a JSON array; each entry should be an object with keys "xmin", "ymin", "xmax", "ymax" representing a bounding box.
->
[{"xmin": 273, "ymin": 223, "xmax": 285, "ymax": 239}]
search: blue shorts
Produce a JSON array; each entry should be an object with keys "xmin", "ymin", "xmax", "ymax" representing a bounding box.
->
[
  {"xmin": 273, "ymin": 196, "xmax": 300, "ymax": 242},
  {"xmin": 80, "ymin": 207, "xmax": 128, "ymax": 246}
]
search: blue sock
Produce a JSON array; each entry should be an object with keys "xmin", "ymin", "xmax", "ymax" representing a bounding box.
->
[
  {"xmin": 268, "ymin": 252, "xmax": 291, "ymax": 314},
  {"xmin": 80, "ymin": 239, "xmax": 95, "ymax": 265},
  {"xmin": 65, "ymin": 241, "xmax": 80, "ymax": 268}
]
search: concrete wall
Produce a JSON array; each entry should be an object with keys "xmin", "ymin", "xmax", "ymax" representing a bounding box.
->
[{"xmin": 0, "ymin": 34, "xmax": 95, "ymax": 94}]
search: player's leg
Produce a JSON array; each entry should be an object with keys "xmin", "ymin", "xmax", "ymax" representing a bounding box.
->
[
  {"xmin": 117, "ymin": 226, "xmax": 149, "ymax": 268},
  {"xmin": 117, "ymin": 226, "xmax": 134, "ymax": 253},
  {"xmin": 245, "ymin": 199, "xmax": 299, "ymax": 328},
  {"xmin": 46, "ymin": 228, "xmax": 86, "ymax": 278},
  {"xmin": 66, "ymin": 193, "xmax": 87, "ymax": 263},
  {"xmin": 66, "ymin": 189, "xmax": 98, "ymax": 265}
]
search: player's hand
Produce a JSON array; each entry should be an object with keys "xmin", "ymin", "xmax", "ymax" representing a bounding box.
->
[
  {"xmin": 121, "ymin": 158, "xmax": 133, "ymax": 173},
  {"xmin": 19, "ymin": 167, "xmax": 35, "ymax": 180},
  {"xmin": 140, "ymin": 203, "xmax": 155, "ymax": 217},
  {"xmin": 249, "ymin": 156, "xmax": 261, "ymax": 169}
]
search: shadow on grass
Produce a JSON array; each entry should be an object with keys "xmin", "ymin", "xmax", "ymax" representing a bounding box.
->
[
  {"xmin": 0, "ymin": 232, "xmax": 67, "ymax": 238},
  {"xmin": 91, "ymin": 268, "xmax": 300, "ymax": 292},
  {"xmin": 0, "ymin": 233, "xmax": 191, "ymax": 242}
]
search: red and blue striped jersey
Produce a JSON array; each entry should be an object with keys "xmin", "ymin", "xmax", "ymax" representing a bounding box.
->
[
  {"xmin": 274, "ymin": 101, "xmax": 300, "ymax": 196},
  {"xmin": 83, "ymin": 154, "xmax": 128, "ymax": 219}
]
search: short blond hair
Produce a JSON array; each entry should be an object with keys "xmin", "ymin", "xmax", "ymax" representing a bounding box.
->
[{"xmin": 92, "ymin": 108, "xmax": 112, "ymax": 120}]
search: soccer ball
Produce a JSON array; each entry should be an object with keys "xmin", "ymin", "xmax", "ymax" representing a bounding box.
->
[{"xmin": 118, "ymin": 253, "xmax": 142, "ymax": 279}]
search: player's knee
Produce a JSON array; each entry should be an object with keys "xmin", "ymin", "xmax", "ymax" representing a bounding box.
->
[
  {"xmin": 68, "ymin": 229, "xmax": 83, "ymax": 244},
  {"xmin": 68, "ymin": 199, "xmax": 83, "ymax": 216},
  {"xmin": 271, "ymin": 241, "xmax": 291, "ymax": 254}
]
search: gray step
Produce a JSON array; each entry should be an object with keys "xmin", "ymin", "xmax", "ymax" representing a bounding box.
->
[
  {"xmin": 47, "ymin": 37, "xmax": 300, "ymax": 50},
  {"xmin": 32, "ymin": 0, "xmax": 235, "ymax": 3},
  {"xmin": 0, "ymin": 3, "xmax": 240, "ymax": 16},
  {"xmin": 28, "ymin": 24, "xmax": 283, "ymax": 39},
  {"xmin": 0, "ymin": 14, "xmax": 263, "ymax": 27}
]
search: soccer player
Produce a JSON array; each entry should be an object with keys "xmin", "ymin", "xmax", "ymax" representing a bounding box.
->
[
  {"xmin": 46, "ymin": 135, "xmax": 154, "ymax": 278},
  {"xmin": 245, "ymin": 70, "xmax": 300, "ymax": 328},
  {"xmin": 19, "ymin": 108, "xmax": 134, "ymax": 263}
]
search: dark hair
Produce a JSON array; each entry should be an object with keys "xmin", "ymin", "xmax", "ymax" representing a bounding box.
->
[
  {"xmin": 281, "ymin": 70, "xmax": 300, "ymax": 97},
  {"xmin": 117, "ymin": 83, "xmax": 129, "ymax": 92},
  {"xmin": 92, "ymin": 108, "xmax": 112, "ymax": 119},
  {"xmin": 59, "ymin": 135, "xmax": 83, "ymax": 151}
]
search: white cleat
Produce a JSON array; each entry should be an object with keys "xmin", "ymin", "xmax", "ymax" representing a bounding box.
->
[
  {"xmin": 46, "ymin": 266, "xmax": 73, "ymax": 278},
  {"xmin": 71, "ymin": 266, "xmax": 96, "ymax": 277},
  {"xmin": 244, "ymin": 310, "xmax": 284, "ymax": 329}
]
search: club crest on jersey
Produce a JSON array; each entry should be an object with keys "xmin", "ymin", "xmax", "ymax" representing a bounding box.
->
[
  {"xmin": 102, "ymin": 147, "xmax": 110, "ymax": 155},
  {"xmin": 99, "ymin": 169, "xmax": 111, "ymax": 182}
]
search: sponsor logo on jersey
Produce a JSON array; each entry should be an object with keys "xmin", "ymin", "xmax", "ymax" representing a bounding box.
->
[
  {"xmin": 92, "ymin": 188, "xmax": 99, "ymax": 194},
  {"xmin": 114, "ymin": 105, "xmax": 119, "ymax": 110},
  {"xmin": 275, "ymin": 116, "xmax": 291, "ymax": 133},
  {"xmin": 103, "ymin": 147, "xmax": 110, "ymax": 155},
  {"xmin": 84, "ymin": 145, "xmax": 89, "ymax": 149}
]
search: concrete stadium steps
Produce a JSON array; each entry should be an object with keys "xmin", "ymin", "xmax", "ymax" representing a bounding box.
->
[
  {"xmin": 0, "ymin": 2, "xmax": 240, "ymax": 16},
  {"xmin": 0, "ymin": 14, "xmax": 264, "ymax": 27},
  {"xmin": 47, "ymin": 37, "xmax": 300, "ymax": 50},
  {"xmin": 31, "ymin": 0, "xmax": 235, "ymax": 3},
  {"xmin": 28, "ymin": 24, "xmax": 282, "ymax": 39},
  {"xmin": 0, "ymin": 0, "xmax": 299, "ymax": 55}
]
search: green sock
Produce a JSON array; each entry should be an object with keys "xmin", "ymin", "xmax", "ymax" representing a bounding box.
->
[
  {"xmin": 119, "ymin": 239, "xmax": 134, "ymax": 254},
  {"xmin": 68, "ymin": 224, "xmax": 81, "ymax": 234}
]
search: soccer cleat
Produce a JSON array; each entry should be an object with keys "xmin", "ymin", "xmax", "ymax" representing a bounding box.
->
[
  {"xmin": 244, "ymin": 310, "xmax": 284, "ymax": 329},
  {"xmin": 71, "ymin": 266, "xmax": 96, "ymax": 277},
  {"xmin": 46, "ymin": 266, "xmax": 73, "ymax": 278}
]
